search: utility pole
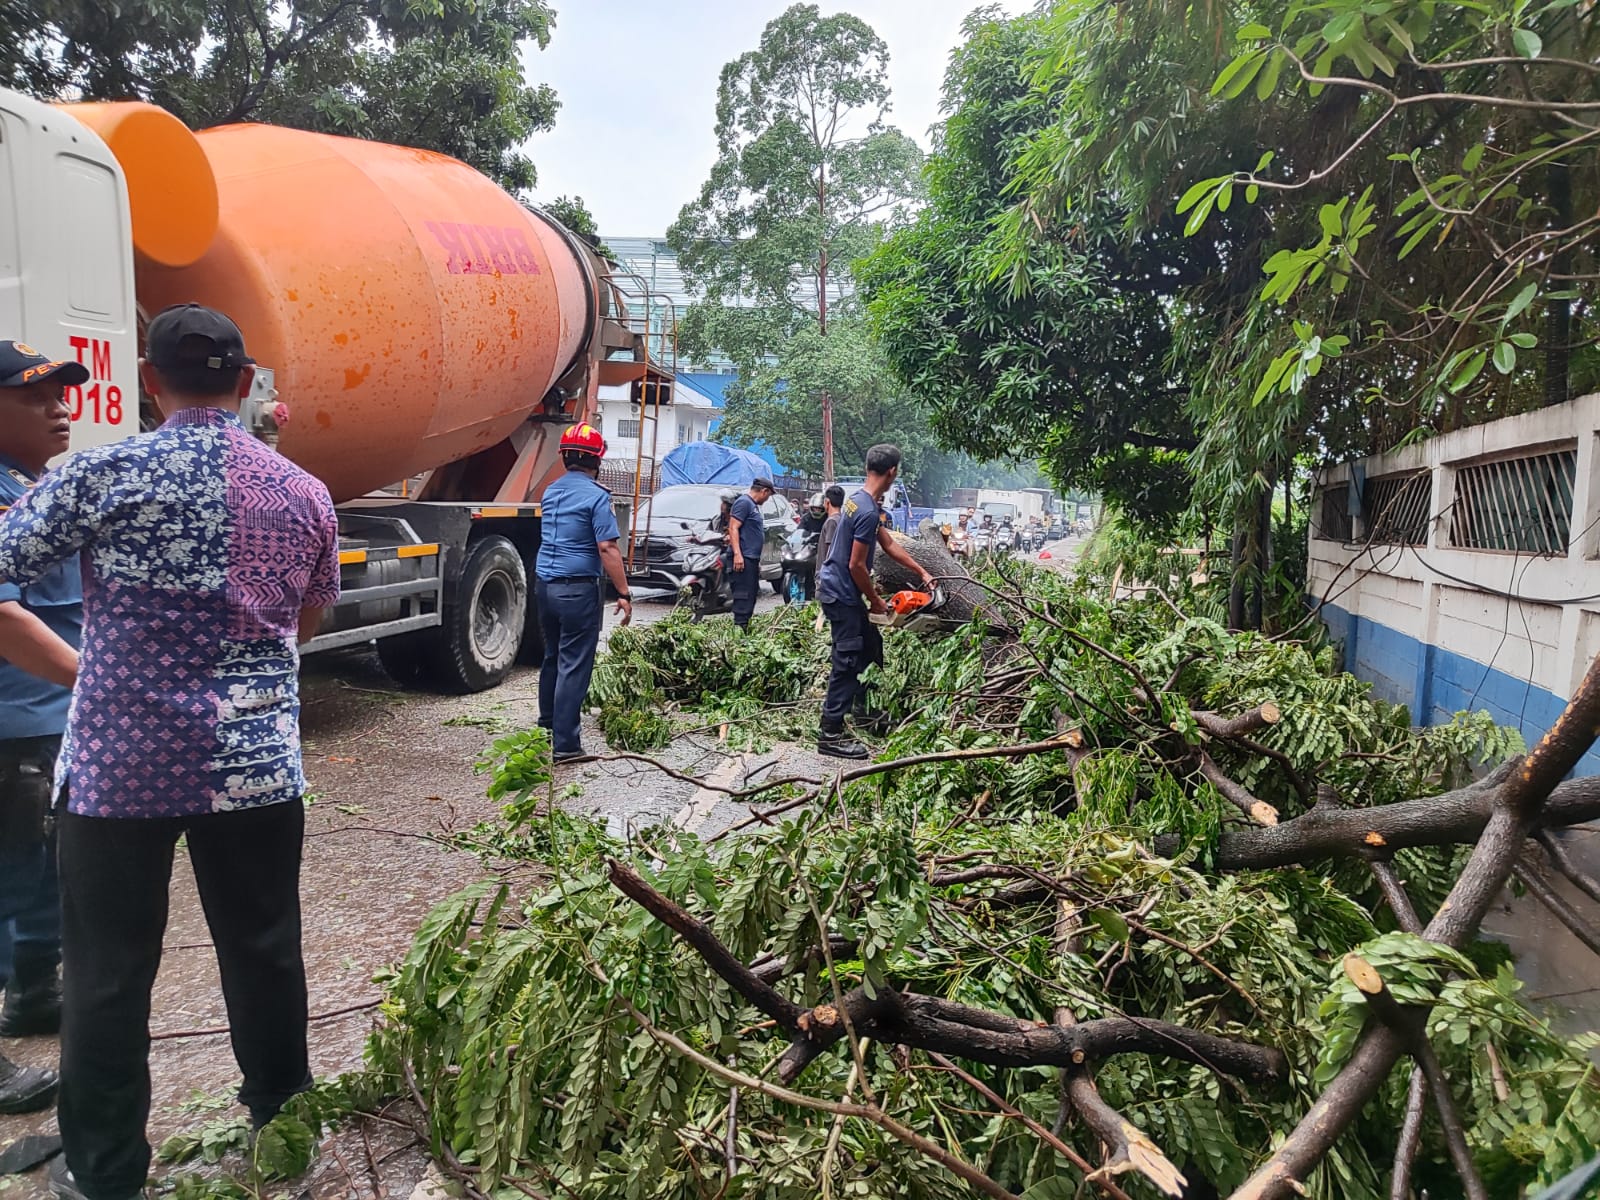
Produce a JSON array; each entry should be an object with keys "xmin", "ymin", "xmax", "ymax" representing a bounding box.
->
[{"xmin": 817, "ymin": 156, "xmax": 834, "ymax": 481}]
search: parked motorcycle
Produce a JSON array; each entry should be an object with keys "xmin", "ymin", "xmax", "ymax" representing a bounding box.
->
[
  {"xmin": 780, "ymin": 524, "xmax": 820, "ymax": 604},
  {"xmin": 678, "ymin": 528, "xmax": 733, "ymax": 622}
]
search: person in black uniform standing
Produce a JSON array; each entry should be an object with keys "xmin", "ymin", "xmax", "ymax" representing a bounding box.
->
[
  {"xmin": 726, "ymin": 478, "xmax": 773, "ymax": 630},
  {"xmin": 814, "ymin": 446, "xmax": 933, "ymax": 758}
]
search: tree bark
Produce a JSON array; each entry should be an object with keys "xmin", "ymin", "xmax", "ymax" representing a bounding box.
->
[
  {"xmin": 874, "ymin": 528, "xmax": 998, "ymax": 625},
  {"xmin": 1173, "ymin": 760, "xmax": 1600, "ymax": 871}
]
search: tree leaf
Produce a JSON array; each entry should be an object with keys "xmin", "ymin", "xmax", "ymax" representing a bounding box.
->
[
  {"xmin": 1513, "ymin": 27, "xmax": 1542, "ymax": 58},
  {"xmin": 1492, "ymin": 341, "xmax": 1516, "ymax": 374},
  {"xmin": 1449, "ymin": 349, "xmax": 1488, "ymax": 393},
  {"xmin": 1177, "ymin": 176, "xmax": 1222, "ymax": 214},
  {"xmin": 1256, "ymin": 49, "xmax": 1285, "ymax": 99},
  {"xmin": 1088, "ymin": 907, "xmax": 1130, "ymax": 942},
  {"xmin": 1318, "ymin": 202, "xmax": 1345, "ymax": 240},
  {"xmin": 1215, "ymin": 49, "xmax": 1268, "ymax": 98},
  {"xmin": 253, "ymin": 1116, "xmax": 316, "ymax": 1181},
  {"xmin": 1504, "ymin": 281, "xmax": 1538, "ymax": 322}
]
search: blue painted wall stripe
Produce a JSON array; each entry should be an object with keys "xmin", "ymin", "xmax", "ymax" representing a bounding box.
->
[{"xmin": 1319, "ymin": 601, "xmax": 1600, "ymax": 777}]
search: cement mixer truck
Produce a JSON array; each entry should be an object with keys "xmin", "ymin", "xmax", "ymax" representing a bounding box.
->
[{"xmin": 0, "ymin": 87, "xmax": 672, "ymax": 691}]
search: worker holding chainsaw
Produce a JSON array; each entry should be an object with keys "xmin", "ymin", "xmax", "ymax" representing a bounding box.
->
[{"xmin": 815, "ymin": 445, "xmax": 935, "ymax": 760}]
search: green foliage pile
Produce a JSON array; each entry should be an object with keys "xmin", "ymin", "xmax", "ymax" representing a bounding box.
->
[
  {"xmin": 589, "ymin": 605, "xmax": 832, "ymax": 751},
  {"xmin": 370, "ymin": 567, "xmax": 1598, "ymax": 1199}
]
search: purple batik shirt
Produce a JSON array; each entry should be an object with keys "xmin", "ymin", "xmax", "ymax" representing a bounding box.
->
[{"xmin": 0, "ymin": 407, "xmax": 340, "ymax": 818}]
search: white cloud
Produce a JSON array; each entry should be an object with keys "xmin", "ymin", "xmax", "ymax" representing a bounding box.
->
[{"xmin": 519, "ymin": 0, "xmax": 1031, "ymax": 236}]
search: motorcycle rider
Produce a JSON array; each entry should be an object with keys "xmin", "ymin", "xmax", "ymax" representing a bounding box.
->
[{"xmin": 801, "ymin": 492, "xmax": 828, "ymax": 538}]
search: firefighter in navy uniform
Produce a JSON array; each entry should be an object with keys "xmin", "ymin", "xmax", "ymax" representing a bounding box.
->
[
  {"xmin": 726, "ymin": 478, "xmax": 774, "ymax": 630},
  {"xmin": 0, "ymin": 340, "xmax": 91, "ymax": 1114},
  {"xmin": 814, "ymin": 445, "xmax": 934, "ymax": 759},
  {"xmin": 534, "ymin": 424, "xmax": 633, "ymax": 763}
]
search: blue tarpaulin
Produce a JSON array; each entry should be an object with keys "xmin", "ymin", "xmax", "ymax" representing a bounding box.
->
[{"xmin": 659, "ymin": 442, "xmax": 776, "ymax": 488}]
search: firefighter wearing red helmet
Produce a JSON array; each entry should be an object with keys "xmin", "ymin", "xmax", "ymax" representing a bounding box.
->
[{"xmin": 533, "ymin": 422, "xmax": 632, "ymax": 763}]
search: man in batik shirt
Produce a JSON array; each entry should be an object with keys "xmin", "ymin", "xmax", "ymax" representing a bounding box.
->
[{"xmin": 0, "ymin": 305, "xmax": 340, "ymax": 1200}]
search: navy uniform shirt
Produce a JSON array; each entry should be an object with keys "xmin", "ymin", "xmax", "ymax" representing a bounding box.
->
[
  {"xmin": 729, "ymin": 494, "xmax": 764, "ymax": 561},
  {"xmin": 818, "ymin": 488, "xmax": 880, "ymax": 605},
  {"xmin": 535, "ymin": 470, "xmax": 620, "ymax": 580},
  {"xmin": 0, "ymin": 454, "xmax": 83, "ymax": 742}
]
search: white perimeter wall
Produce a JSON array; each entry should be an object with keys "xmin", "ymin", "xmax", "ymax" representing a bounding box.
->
[{"xmin": 1310, "ymin": 391, "xmax": 1600, "ymax": 713}]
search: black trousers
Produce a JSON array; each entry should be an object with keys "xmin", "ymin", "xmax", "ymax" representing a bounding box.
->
[
  {"xmin": 58, "ymin": 800, "xmax": 310, "ymax": 1199},
  {"xmin": 729, "ymin": 558, "xmax": 762, "ymax": 627},
  {"xmin": 821, "ymin": 600, "xmax": 883, "ymax": 729}
]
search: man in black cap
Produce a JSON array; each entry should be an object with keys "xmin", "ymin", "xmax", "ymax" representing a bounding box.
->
[
  {"xmin": 726, "ymin": 478, "xmax": 774, "ymax": 630},
  {"xmin": 0, "ymin": 306, "xmax": 341, "ymax": 1200},
  {"xmin": 0, "ymin": 341, "xmax": 90, "ymax": 1117}
]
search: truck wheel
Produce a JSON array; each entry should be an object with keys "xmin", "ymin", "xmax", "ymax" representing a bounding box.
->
[
  {"xmin": 376, "ymin": 632, "xmax": 429, "ymax": 687},
  {"xmin": 428, "ymin": 535, "xmax": 527, "ymax": 693}
]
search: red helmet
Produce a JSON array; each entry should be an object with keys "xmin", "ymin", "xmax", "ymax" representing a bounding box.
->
[{"xmin": 560, "ymin": 422, "xmax": 606, "ymax": 459}]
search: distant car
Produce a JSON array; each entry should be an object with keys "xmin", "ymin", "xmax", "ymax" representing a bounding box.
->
[{"xmin": 631, "ymin": 485, "xmax": 794, "ymax": 592}]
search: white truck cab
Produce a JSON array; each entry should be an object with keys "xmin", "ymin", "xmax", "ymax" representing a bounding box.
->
[{"xmin": 0, "ymin": 89, "xmax": 138, "ymax": 453}]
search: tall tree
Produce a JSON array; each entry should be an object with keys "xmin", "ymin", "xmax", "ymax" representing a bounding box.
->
[
  {"xmin": 668, "ymin": 2, "xmax": 923, "ymax": 480},
  {"xmin": 0, "ymin": 0, "xmax": 559, "ymax": 192},
  {"xmin": 860, "ymin": 9, "xmax": 1227, "ymax": 529}
]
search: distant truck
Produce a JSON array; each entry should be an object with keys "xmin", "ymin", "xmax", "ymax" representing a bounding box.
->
[
  {"xmin": 977, "ymin": 489, "xmax": 1046, "ymax": 525},
  {"xmin": 2, "ymin": 89, "xmax": 665, "ymax": 693}
]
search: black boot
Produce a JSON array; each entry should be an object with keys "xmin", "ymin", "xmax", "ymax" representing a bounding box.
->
[
  {"xmin": 48, "ymin": 1154, "xmax": 142, "ymax": 1200},
  {"xmin": 0, "ymin": 1052, "xmax": 56, "ymax": 1114},
  {"xmin": 817, "ymin": 723, "xmax": 869, "ymax": 760},
  {"xmin": 0, "ymin": 953, "xmax": 61, "ymax": 1038}
]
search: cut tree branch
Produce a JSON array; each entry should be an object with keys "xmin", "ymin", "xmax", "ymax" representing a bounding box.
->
[
  {"xmin": 1233, "ymin": 652, "xmax": 1600, "ymax": 1199},
  {"xmin": 606, "ymin": 860, "xmax": 1287, "ymax": 1089},
  {"xmin": 1180, "ymin": 760, "xmax": 1600, "ymax": 871}
]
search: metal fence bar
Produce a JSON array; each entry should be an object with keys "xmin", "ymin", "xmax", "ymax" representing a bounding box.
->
[{"xmin": 1449, "ymin": 447, "xmax": 1577, "ymax": 555}]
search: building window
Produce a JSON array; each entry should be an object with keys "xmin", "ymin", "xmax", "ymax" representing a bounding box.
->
[
  {"xmin": 678, "ymin": 423, "xmax": 689, "ymax": 445},
  {"xmin": 618, "ymin": 419, "xmax": 642, "ymax": 439}
]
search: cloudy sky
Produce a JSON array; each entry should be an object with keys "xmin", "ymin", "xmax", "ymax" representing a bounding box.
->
[{"xmin": 521, "ymin": 0, "xmax": 1032, "ymax": 237}]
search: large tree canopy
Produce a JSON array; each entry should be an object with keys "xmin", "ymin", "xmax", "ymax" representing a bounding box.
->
[
  {"xmin": 864, "ymin": 0, "xmax": 1597, "ymax": 615},
  {"xmin": 668, "ymin": 3, "xmax": 924, "ymax": 483},
  {"xmin": 0, "ymin": 0, "xmax": 559, "ymax": 192},
  {"xmin": 860, "ymin": 9, "xmax": 1248, "ymax": 527}
]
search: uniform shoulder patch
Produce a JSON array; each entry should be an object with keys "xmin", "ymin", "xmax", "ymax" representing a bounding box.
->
[{"xmin": 844, "ymin": 499, "xmax": 858, "ymax": 515}]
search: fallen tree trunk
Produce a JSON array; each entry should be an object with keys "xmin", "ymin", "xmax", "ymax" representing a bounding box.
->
[{"xmin": 874, "ymin": 525, "xmax": 999, "ymax": 626}]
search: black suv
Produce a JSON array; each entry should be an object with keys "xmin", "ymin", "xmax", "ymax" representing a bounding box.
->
[{"xmin": 631, "ymin": 485, "xmax": 796, "ymax": 592}]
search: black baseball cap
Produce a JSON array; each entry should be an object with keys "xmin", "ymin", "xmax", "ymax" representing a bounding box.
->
[
  {"xmin": 752, "ymin": 477, "xmax": 775, "ymax": 490},
  {"xmin": 144, "ymin": 304, "xmax": 254, "ymax": 371},
  {"xmin": 0, "ymin": 340, "xmax": 90, "ymax": 389}
]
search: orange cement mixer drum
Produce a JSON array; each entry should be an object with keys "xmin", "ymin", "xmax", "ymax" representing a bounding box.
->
[{"xmin": 135, "ymin": 124, "xmax": 592, "ymax": 503}]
